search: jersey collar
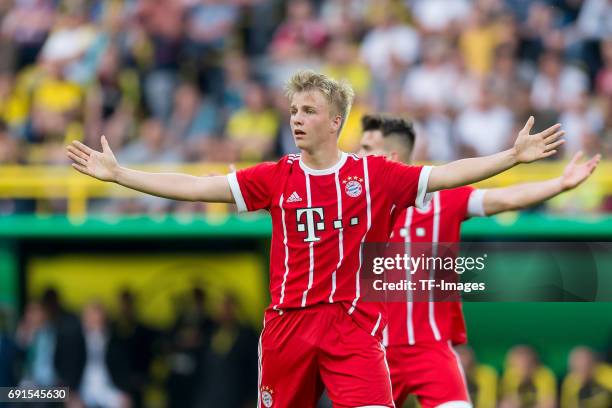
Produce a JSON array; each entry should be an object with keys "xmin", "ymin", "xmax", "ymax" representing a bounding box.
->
[{"xmin": 299, "ymin": 151, "xmax": 348, "ymax": 176}]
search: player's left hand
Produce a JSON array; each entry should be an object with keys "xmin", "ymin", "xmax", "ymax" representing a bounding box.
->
[
  {"xmin": 559, "ymin": 151, "xmax": 601, "ymax": 191},
  {"xmin": 513, "ymin": 116, "xmax": 565, "ymax": 163}
]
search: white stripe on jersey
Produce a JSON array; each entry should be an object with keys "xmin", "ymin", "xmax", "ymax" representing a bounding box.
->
[
  {"xmin": 274, "ymin": 194, "xmax": 290, "ymax": 314},
  {"xmin": 329, "ymin": 170, "xmax": 343, "ymax": 303},
  {"xmin": 380, "ymin": 344, "xmax": 395, "ymax": 408},
  {"xmin": 429, "ymin": 192, "xmax": 442, "ymax": 341},
  {"xmin": 301, "ymin": 173, "xmax": 315, "ymax": 307},
  {"xmin": 447, "ymin": 340, "xmax": 473, "ymax": 407},
  {"xmin": 382, "ymin": 325, "xmax": 389, "ymax": 347},
  {"xmin": 257, "ymin": 323, "xmax": 265, "ymax": 407},
  {"xmin": 436, "ymin": 402, "xmax": 472, "ymax": 408},
  {"xmin": 404, "ymin": 207, "xmax": 415, "ymax": 345},
  {"xmin": 349, "ymin": 156, "xmax": 372, "ymax": 315},
  {"xmin": 227, "ymin": 172, "xmax": 247, "ymax": 212},
  {"xmin": 371, "ymin": 312, "xmax": 382, "ymax": 336}
]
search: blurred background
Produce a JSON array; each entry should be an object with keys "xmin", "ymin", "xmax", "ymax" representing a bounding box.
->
[{"xmin": 0, "ymin": 0, "xmax": 611, "ymax": 407}]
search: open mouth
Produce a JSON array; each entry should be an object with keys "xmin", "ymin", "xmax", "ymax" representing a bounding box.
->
[{"xmin": 294, "ymin": 129, "xmax": 306, "ymax": 136}]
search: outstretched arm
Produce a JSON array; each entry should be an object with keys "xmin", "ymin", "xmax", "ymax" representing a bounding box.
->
[
  {"xmin": 66, "ymin": 136, "xmax": 234, "ymax": 203},
  {"xmin": 427, "ymin": 117, "xmax": 565, "ymax": 192},
  {"xmin": 480, "ymin": 151, "xmax": 601, "ymax": 215}
]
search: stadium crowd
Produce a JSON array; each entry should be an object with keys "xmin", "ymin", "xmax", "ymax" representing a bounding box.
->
[
  {"xmin": 0, "ymin": 0, "xmax": 611, "ymax": 213},
  {"xmin": 0, "ymin": 288, "xmax": 611, "ymax": 408}
]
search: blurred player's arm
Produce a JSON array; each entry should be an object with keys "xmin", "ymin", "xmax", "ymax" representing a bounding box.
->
[
  {"xmin": 427, "ymin": 117, "xmax": 564, "ymax": 192},
  {"xmin": 475, "ymin": 151, "xmax": 600, "ymax": 216},
  {"xmin": 66, "ymin": 136, "xmax": 234, "ymax": 203}
]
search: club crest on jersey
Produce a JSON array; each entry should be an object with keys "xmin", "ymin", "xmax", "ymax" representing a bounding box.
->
[
  {"xmin": 261, "ymin": 386, "xmax": 274, "ymax": 407},
  {"xmin": 343, "ymin": 176, "xmax": 363, "ymax": 198}
]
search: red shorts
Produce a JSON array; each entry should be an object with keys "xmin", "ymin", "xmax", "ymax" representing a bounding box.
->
[
  {"xmin": 258, "ymin": 303, "xmax": 394, "ymax": 408},
  {"xmin": 386, "ymin": 341, "xmax": 471, "ymax": 408}
]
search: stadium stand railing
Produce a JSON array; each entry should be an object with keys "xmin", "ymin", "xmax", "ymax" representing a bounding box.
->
[{"xmin": 1, "ymin": 162, "xmax": 612, "ymax": 217}]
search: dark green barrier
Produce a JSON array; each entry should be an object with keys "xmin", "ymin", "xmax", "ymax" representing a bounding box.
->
[{"xmin": 0, "ymin": 213, "xmax": 610, "ymax": 376}]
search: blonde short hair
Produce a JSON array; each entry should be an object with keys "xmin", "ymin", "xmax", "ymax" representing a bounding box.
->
[{"xmin": 285, "ymin": 70, "xmax": 355, "ymax": 133}]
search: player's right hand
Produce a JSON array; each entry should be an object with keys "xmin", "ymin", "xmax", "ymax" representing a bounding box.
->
[{"xmin": 66, "ymin": 135, "xmax": 119, "ymax": 182}]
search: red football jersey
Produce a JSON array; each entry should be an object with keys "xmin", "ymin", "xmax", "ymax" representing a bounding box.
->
[
  {"xmin": 227, "ymin": 152, "xmax": 431, "ymax": 339},
  {"xmin": 383, "ymin": 186, "xmax": 478, "ymax": 347}
]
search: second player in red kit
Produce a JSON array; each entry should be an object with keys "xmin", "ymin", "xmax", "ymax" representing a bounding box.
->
[{"xmin": 359, "ymin": 114, "xmax": 599, "ymax": 408}]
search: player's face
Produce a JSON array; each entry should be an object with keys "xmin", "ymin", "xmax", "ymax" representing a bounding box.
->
[
  {"xmin": 290, "ymin": 90, "xmax": 341, "ymax": 151},
  {"xmin": 358, "ymin": 130, "xmax": 387, "ymax": 157}
]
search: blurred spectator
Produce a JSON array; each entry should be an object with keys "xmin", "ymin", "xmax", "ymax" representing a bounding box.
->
[
  {"xmin": 166, "ymin": 288, "xmax": 215, "ymax": 408},
  {"xmin": 267, "ymin": 37, "xmax": 323, "ymax": 92},
  {"xmin": 530, "ymin": 51, "xmax": 589, "ymax": 114},
  {"xmin": 0, "ymin": 308, "xmax": 18, "ymax": 387},
  {"xmin": 16, "ymin": 300, "xmax": 56, "ymax": 387},
  {"xmin": 459, "ymin": 6, "xmax": 504, "ymax": 76},
  {"xmin": 185, "ymin": 0, "xmax": 239, "ymax": 100},
  {"xmin": 167, "ymin": 83, "xmax": 219, "ymax": 161},
  {"xmin": 240, "ymin": 0, "xmax": 284, "ymax": 57},
  {"xmin": 137, "ymin": 0, "xmax": 184, "ymax": 121},
  {"xmin": 185, "ymin": 0, "xmax": 239, "ymax": 55},
  {"xmin": 595, "ymin": 38, "xmax": 612, "ymax": 98},
  {"xmin": 360, "ymin": 1, "xmax": 417, "ymax": 109},
  {"xmin": 38, "ymin": 1, "xmax": 103, "ymax": 85},
  {"xmin": 270, "ymin": 0, "xmax": 328, "ymax": 60},
  {"xmin": 574, "ymin": 0, "xmax": 612, "ymax": 80},
  {"xmin": 322, "ymin": 37, "xmax": 372, "ymax": 152},
  {"xmin": 322, "ymin": 37, "xmax": 371, "ymax": 97},
  {"xmin": 226, "ymin": 81, "xmax": 279, "ymax": 161},
  {"xmin": 0, "ymin": 72, "xmax": 26, "ymax": 133},
  {"xmin": 602, "ymin": 98, "xmax": 612, "ymax": 159},
  {"xmin": 0, "ymin": 119, "xmax": 24, "ymax": 214},
  {"xmin": 195, "ymin": 293, "xmax": 258, "ymax": 408},
  {"xmin": 26, "ymin": 63, "xmax": 84, "ymax": 163},
  {"xmin": 402, "ymin": 38, "xmax": 456, "ymax": 116},
  {"xmin": 78, "ymin": 302, "xmax": 131, "ymax": 408},
  {"xmin": 222, "ymin": 51, "xmax": 250, "ymax": 114},
  {"xmin": 489, "ymin": 45, "xmax": 529, "ymax": 106},
  {"xmin": 320, "ymin": 0, "xmax": 371, "ymax": 38},
  {"xmin": 411, "ymin": 115, "xmax": 457, "ymax": 162},
  {"xmin": 408, "ymin": 0, "xmax": 471, "ymax": 34},
  {"xmin": 113, "ymin": 290, "xmax": 157, "ymax": 408},
  {"xmin": 1, "ymin": 0, "xmax": 55, "ymax": 69},
  {"xmin": 500, "ymin": 345, "xmax": 557, "ymax": 408},
  {"xmin": 0, "ymin": 119, "xmax": 19, "ymax": 164},
  {"xmin": 84, "ymin": 44, "xmax": 139, "ymax": 146},
  {"xmin": 456, "ymin": 81, "xmax": 514, "ymax": 157},
  {"xmin": 40, "ymin": 288, "xmax": 86, "ymax": 390},
  {"xmin": 560, "ymin": 346, "xmax": 612, "ymax": 408},
  {"xmin": 519, "ymin": 2, "xmax": 565, "ymax": 63},
  {"xmin": 576, "ymin": 0, "xmax": 612, "ymax": 41},
  {"xmin": 559, "ymin": 91, "xmax": 604, "ymax": 157},
  {"xmin": 114, "ymin": 119, "xmax": 182, "ymax": 213},
  {"xmin": 456, "ymin": 345, "xmax": 498, "ymax": 408},
  {"xmin": 337, "ymin": 100, "xmax": 369, "ymax": 153}
]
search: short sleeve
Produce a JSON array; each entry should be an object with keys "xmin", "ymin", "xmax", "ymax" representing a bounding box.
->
[
  {"xmin": 227, "ymin": 162, "xmax": 278, "ymax": 212},
  {"xmin": 466, "ymin": 189, "xmax": 486, "ymax": 218},
  {"xmin": 380, "ymin": 158, "xmax": 433, "ymax": 210},
  {"xmin": 441, "ymin": 186, "xmax": 477, "ymax": 220}
]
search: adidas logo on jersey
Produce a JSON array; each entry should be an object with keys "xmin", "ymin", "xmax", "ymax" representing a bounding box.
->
[{"xmin": 286, "ymin": 191, "xmax": 302, "ymax": 203}]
